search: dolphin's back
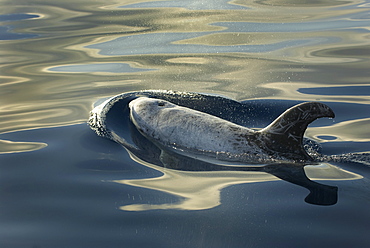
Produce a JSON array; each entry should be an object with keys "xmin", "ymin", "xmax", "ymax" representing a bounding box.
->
[{"xmin": 129, "ymin": 97, "xmax": 257, "ymax": 154}]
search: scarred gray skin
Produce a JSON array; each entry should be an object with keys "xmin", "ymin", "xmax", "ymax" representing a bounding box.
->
[{"xmin": 129, "ymin": 97, "xmax": 335, "ymax": 162}]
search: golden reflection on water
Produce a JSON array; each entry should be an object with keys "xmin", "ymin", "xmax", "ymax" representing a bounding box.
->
[
  {"xmin": 238, "ymin": 0, "xmax": 353, "ymax": 7},
  {"xmin": 0, "ymin": 139, "xmax": 47, "ymax": 154},
  {"xmin": 1, "ymin": 0, "xmax": 369, "ymax": 153},
  {"xmin": 259, "ymin": 82, "xmax": 370, "ymax": 103},
  {"xmin": 174, "ymin": 32, "xmax": 288, "ymax": 46},
  {"xmin": 114, "ymin": 152, "xmax": 362, "ymax": 211},
  {"xmin": 308, "ymin": 118, "xmax": 370, "ymax": 142}
]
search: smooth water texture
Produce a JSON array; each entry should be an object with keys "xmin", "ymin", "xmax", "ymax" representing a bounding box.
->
[{"xmin": 1, "ymin": 0, "xmax": 370, "ymax": 247}]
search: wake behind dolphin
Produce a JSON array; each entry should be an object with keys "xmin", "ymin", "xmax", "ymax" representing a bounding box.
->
[{"xmin": 129, "ymin": 97, "xmax": 334, "ymax": 163}]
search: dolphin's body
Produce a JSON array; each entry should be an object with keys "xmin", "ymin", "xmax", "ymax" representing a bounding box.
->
[
  {"xmin": 129, "ymin": 97, "xmax": 335, "ymax": 162},
  {"xmin": 87, "ymin": 91, "xmax": 370, "ymax": 206}
]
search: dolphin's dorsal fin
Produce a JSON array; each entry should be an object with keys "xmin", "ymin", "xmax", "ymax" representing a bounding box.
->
[{"xmin": 258, "ymin": 102, "xmax": 335, "ymax": 160}]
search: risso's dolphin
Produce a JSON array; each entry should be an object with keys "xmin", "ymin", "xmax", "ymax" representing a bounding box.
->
[{"xmin": 129, "ymin": 97, "xmax": 335, "ymax": 162}]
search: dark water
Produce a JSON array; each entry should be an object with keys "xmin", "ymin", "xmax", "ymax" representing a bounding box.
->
[{"xmin": 1, "ymin": 0, "xmax": 370, "ymax": 247}]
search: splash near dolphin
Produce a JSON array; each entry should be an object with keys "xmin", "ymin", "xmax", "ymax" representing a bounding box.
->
[{"xmin": 129, "ymin": 97, "xmax": 334, "ymax": 163}]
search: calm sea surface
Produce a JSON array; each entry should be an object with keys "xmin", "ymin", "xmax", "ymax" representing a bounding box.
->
[{"xmin": 1, "ymin": 0, "xmax": 370, "ymax": 247}]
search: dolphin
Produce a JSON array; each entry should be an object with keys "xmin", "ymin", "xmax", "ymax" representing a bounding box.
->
[{"xmin": 129, "ymin": 97, "xmax": 335, "ymax": 162}]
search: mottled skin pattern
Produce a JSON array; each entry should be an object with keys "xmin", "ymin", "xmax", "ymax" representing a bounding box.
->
[{"xmin": 129, "ymin": 97, "xmax": 335, "ymax": 162}]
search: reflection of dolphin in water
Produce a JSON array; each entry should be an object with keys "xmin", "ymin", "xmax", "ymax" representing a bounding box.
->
[
  {"xmin": 131, "ymin": 143, "xmax": 340, "ymax": 206},
  {"xmin": 129, "ymin": 97, "xmax": 334, "ymax": 162},
  {"xmin": 88, "ymin": 90, "xmax": 363, "ymax": 207}
]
